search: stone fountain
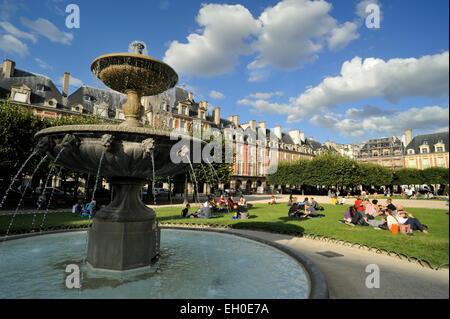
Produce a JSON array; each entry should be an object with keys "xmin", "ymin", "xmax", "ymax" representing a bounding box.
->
[{"xmin": 34, "ymin": 42, "xmax": 196, "ymax": 271}]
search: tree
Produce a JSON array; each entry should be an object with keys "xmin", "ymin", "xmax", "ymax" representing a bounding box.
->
[
  {"xmin": 422, "ymin": 167, "xmax": 449, "ymax": 186},
  {"xmin": 359, "ymin": 162, "xmax": 393, "ymax": 188},
  {"xmin": 393, "ymin": 168, "xmax": 424, "ymax": 186}
]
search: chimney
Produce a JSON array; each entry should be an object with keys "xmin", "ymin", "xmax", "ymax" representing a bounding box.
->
[
  {"xmin": 228, "ymin": 116, "xmax": 233, "ymax": 122},
  {"xmin": 232, "ymin": 115, "xmax": 239, "ymax": 127},
  {"xmin": 309, "ymin": 136, "xmax": 314, "ymax": 141},
  {"xmin": 325, "ymin": 141, "xmax": 331, "ymax": 148},
  {"xmin": 274, "ymin": 125, "xmax": 282, "ymax": 140},
  {"xmin": 258, "ymin": 121, "xmax": 266, "ymax": 130},
  {"xmin": 203, "ymin": 101, "xmax": 208, "ymax": 110},
  {"xmin": 188, "ymin": 92, "xmax": 194, "ymax": 102},
  {"xmin": 249, "ymin": 120, "xmax": 256, "ymax": 131},
  {"xmin": 213, "ymin": 107, "xmax": 220, "ymax": 126},
  {"xmin": 2, "ymin": 59, "xmax": 15, "ymax": 78},
  {"xmin": 289, "ymin": 129, "xmax": 300, "ymax": 145},
  {"xmin": 299, "ymin": 131, "xmax": 305, "ymax": 143},
  {"xmin": 405, "ymin": 128, "xmax": 412, "ymax": 147},
  {"xmin": 62, "ymin": 72, "xmax": 70, "ymax": 97}
]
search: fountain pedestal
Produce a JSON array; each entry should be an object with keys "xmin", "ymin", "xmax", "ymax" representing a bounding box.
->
[{"xmin": 87, "ymin": 179, "xmax": 160, "ymax": 271}]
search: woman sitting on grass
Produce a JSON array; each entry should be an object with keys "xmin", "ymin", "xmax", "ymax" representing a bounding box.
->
[{"xmin": 269, "ymin": 195, "xmax": 277, "ymax": 205}]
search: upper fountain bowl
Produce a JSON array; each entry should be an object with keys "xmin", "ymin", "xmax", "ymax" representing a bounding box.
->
[{"xmin": 91, "ymin": 53, "xmax": 178, "ymax": 96}]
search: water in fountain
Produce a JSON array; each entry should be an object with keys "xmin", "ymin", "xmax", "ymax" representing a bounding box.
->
[
  {"xmin": 5, "ymin": 155, "xmax": 48, "ymax": 237},
  {"xmin": 0, "ymin": 150, "xmax": 38, "ymax": 210},
  {"xmin": 39, "ymin": 167, "xmax": 63, "ymax": 232},
  {"xmin": 128, "ymin": 40, "xmax": 149, "ymax": 56},
  {"xmin": 151, "ymin": 151, "xmax": 157, "ymax": 206},
  {"xmin": 205, "ymin": 158, "xmax": 221, "ymax": 186},
  {"xmin": 186, "ymin": 155, "xmax": 200, "ymax": 204}
]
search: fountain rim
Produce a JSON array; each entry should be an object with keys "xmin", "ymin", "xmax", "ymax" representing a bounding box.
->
[
  {"xmin": 34, "ymin": 124, "xmax": 204, "ymax": 144},
  {"xmin": 90, "ymin": 53, "xmax": 178, "ymax": 75},
  {"xmin": 0, "ymin": 227, "xmax": 329, "ymax": 299}
]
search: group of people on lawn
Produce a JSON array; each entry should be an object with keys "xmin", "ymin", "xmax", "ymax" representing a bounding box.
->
[
  {"xmin": 341, "ymin": 197, "xmax": 429, "ymax": 235},
  {"xmin": 287, "ymin": 195, "xmax": 325, "ymax": 218},
  {"xmin": 181, "ymin": 194, "xmax": 251, "ymax": 219}
]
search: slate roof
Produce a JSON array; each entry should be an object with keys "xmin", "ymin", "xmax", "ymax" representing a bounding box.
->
[
  {"xmin": 0, "ymin": 67, "xmax": 65, "ymax": 109},
  {"xmin": 67, "ymin": 86, "xmax": 127, "ymax": 117},
  {"xmin": 405, "ymin": 131, "xmax": 449, "ymax": 154}
]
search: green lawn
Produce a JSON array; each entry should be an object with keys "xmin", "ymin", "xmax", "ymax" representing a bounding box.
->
[{"xmin": 1, "ymin": 203, "xmax": 448, "ymax": 267}]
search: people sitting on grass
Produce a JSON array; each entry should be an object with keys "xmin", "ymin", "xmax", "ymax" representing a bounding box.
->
[
  {"xmin": 269, "ymin": 195, "xmax": 277, "ymax": 205},
  {"xmin": 386, "ymin": 198, "xmax": 397, "ymax": 213},
  {"xmin": 288, "ymin": 197, "xmax": 302, "ymax": 217},
  {"xmin": 287, "ymin": 194, "xmax": 294, "ymax": 206},
  {"xmin": 395, "ymin": 205, "xmax": 429, "ymax": 233},
  {"xmin": 304, "ymin": 200, "xmax": 319, "ymax": 218},
  {"xmin": 197, "ymin": 202, "xmax": 212, "ymax": 219},
  {"xmin": 363, "ymin": 199, "xmax": 376, "ymax": 219},
  {"xmin": 311, "ymin": 198, "xmax": 324, "ymax": 211},
  {"xmin": 81, "ymin": 200, "xmax": 96, "ymax": 217},
  {"xmin": 181, "ymin": 203, "xmax": 193, "ymax": 218},
  {"xmin": 355, "ymin": 196, "xmax": 365, "ymax": 214},
  {"xmin": 227, "ymin": 196, "xmax": 237, "ymax": 212},
  {"xmin": 218, "ymin": 195, "xmax": 227, "ymax": 208}
]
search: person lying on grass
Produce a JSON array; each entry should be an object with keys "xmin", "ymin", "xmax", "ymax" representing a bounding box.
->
[{"xmin": 395, "ymin": 205, "xmax": 429, "ymax": 234}]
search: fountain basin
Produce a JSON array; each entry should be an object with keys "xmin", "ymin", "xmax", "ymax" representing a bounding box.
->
[
  {"xmin": 91, "ymin": 53, "xmax": 178, "ymax": 96},
  {"xmin": 0, "ymin": 229, "xmax": 315, "ymax": 298},
  {"xmin": 35, "ymin": 125, "xmax": 200, "ymax": 178}
]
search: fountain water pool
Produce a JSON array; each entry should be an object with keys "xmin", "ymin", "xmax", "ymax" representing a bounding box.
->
[{"xmin": 0, "ymin": 229, "xmax": 310, "ymax": 299}]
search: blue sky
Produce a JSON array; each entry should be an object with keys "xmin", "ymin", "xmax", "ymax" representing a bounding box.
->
[{"xmin": 0, "ymin": 0, "xmax": 448, "ymax": 144}]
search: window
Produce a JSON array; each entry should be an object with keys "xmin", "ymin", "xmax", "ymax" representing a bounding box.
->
[
  {"xmin": 84, "ymin": 95, "xmax": 95, "ymax": 102},
  {"xmin": 421, "ymin": 148, "xmax": 429, "ymax": 154},
  {"xmin": 407, "ymin": 149, "xmax": 415, "ymax": 155},
  {"xmin": 436, "ymin": 146, "xmax": 444, "ymax": 152},
  {"xmin": 408, "ymin": 159, "xmax": 416, "ymax": 168},
  {"xmin": 36, "ymin": 84, "xmax": 45, "ymax": 92},
  {"xmin": 422, "ymin": 158, "xmax": 430, "ymax": 168},
  {"xmin": 13, "ymin": 92, "xmax": 27, "ymax": 103},
  {"xmin": 437, "ymin": 157, "xmax": 445, "ymax": 167},
  {"xmin": 168, "ymin": 119, "xmax": 173, "ymax": 129},
  {"xmin": 180, "ymin": 121, "xmax": 185, "ymax": 130}
]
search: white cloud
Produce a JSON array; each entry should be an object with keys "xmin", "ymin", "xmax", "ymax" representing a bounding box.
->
[
  {"xmin": 251, "ymin": 0, "xmax": 359, "ymax": 71},
  {"xmin": 35, "ymin": 58, "xmax": 53, "ymax": 70},
  {"xmin": 21, "ymin": 17, "xmax": 73, "ymax": 45},
  {"xmin": 238, "ymin": 52, "xmax": 449, "ymax": 124},
  {"xmin": 248, "ymin": 91, "xmax": 284, "ymax": 99},
  {"xmin": 345, "ymin": 105, "xmax": 397, "ymax": 118},
  {"xmin": 59, "ymin": 75, "xmax": 83, "ymax": 87},
  {"xmin": 0, "ymin": 34, "xmax": 28, "ymax": 57},
  {"xmin": 209, "ymin": 90, "xmax": 225, "ymax": 99},
  {"xmin": 164, "ymin": 0, "xmax": 359, "ymax": 77},
  {"xmin": 294, "ymin": 51, "xmax": 449, "ymax": 112},
  {"xmin": 310, "ymin": 106, "xmax": 450, "ymax": 138},
  {"xmin": 163, "ymin": 3, "xmax": 261, "ymax": 77},
  {"xmin": 327, "ymin": 22, "xmax": 359, "ymax": 51},
  {"xmin": 0, "ymin": 21, "xmax": 37, "ymax": 43}
]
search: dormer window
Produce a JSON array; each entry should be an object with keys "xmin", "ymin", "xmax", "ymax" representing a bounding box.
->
[
  {"xmin": 84, "ymin": 95, "xmax": 95, "ymax": 102},
  {"xmin": 36, "ymin": 84, "xmax": 45, "ymax": 92},
  {"xmin": 436, "ymin": 146, "xmax": 444, "ymax": 153},
  {"xmin": 407, "ymin": 149, "xmax": 415, "ymax": 155},
  {"xmin": 420, "ymin": 147, "xmax": 429, "ymax": 154}
]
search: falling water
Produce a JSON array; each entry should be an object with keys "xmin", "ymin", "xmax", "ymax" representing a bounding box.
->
[
  {"xmin": 39, "ymin": 167, "xmax": 63, "ymax": 232},
  {"xmin": 0, "ymin": 150, "xmax": 38, "ymax": 210},
  {"xmin": 186, "ymin": 155, "xmax": 200, "ymax": 203},
  {"xmin": 5, "ymin": 155, "xmax": 48, "ymax": 237},
  {"xmin": 90, "ymin": 151, "xmax": 105, "ymax": 204},
  {"xmin": 205, "ymin": 158, "xmax": 221, "ymax": 186},
  {"xmin": 151, "ymin": 151, "xmax": 156, "ymax": 206}
]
